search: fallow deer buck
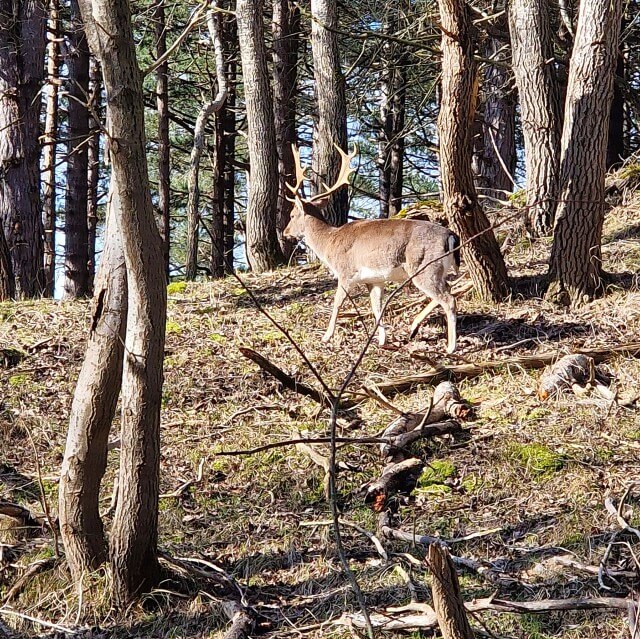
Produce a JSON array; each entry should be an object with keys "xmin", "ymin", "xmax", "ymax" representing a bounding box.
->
[{"xmin": 283, "ymin": 145, "xmax": 460, "ymax": 353}]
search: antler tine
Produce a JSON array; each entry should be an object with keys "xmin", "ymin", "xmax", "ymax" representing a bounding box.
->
[
  {"xmin": 309, "ymin": 143, "xmax": 358, "ymax": 202},
  {"xmin": 286, "ymin": 144, "xmax": 308, "ymax": 195}
]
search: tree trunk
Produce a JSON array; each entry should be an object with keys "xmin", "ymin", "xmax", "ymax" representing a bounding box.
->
[
  {"xmin": 378, "ymin": 5, "xmax": 408, "ymax": 218},
  {"xmin": 472, "ymin": 33, "xmax": 516, "ymax": 203},
  {"xmin": 0, "ymin": 225, "xmax": 14, "ymax": 301},
  {"xmin": 87, "ymin": 57, "xmax": 102, "ymax": 294},
  {"xmin": 78, "ymin": 0, "xmax": 168, "ymax": 605},
  {"xmin": 223, "ymin": 39, "xmax": 237, "ymax": 275},
  {"xmin": 606, "ymin": 47, "xmax": 625, "ymax": 170},
  {"xmin": 64, "ymin": 0, "xmax": 91, "ymax": 299},
  {"xmin": 155, "ymin": 0, "xmax": 171, "ymax": 280},
  {"xmin": 0, "ymin": 0, "xmax": 46, "ymax": 298},
  {"xmin": 508, "ymin": 0, "xmax": 562, "ymax": 236},
  {"xmin": 42, "ymin": 0, "xmax": 60, "ymax": 297},
  {"xmin": 437, "ymin": 0, "xmax": 510, "ymax": 302},
  {"xmin": 185, "ymin": 3, "xmax": 227, "ymax": 281},
  {"xmin": 310, "ymin": 0, "xmax": 348, "ymax": 226},
  {"xmin": 59, "ymin": 195, "xmax": 126, "ymax": 581},
  {"xmin": 547, "ymin": 0, "xmax": 623, "ymax": 306},
  {"xmin": 237, "ymin": 0, "xmax": 284, "ymax": 272},
  {"xmin": 272, "ymin": 0, "xmax": 300, "ymax": 256}
]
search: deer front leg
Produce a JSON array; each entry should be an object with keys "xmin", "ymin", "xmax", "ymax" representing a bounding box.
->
[
  {"xmin": 367, "ymin": 284, "xmax": 386, "ymax": 345},
  {"xmin": 322, "ymin": 283, "xmax": 349, "ymax": 343}
]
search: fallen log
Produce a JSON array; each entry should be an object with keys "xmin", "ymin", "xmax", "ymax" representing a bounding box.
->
[
  {"xmin": 0, "ymin": 500, "xmax": 42, "ymax": 530},
  {"xmin": 222, "ymin": 601, "xmax": 253, "ymax": 639},
  {"xmin": 372, "ymin": 342, "xmax": 640, "ymax": 396},
  {"xmin": 365, "ymin": 458, "xmax": 424, "ymax": 512}
]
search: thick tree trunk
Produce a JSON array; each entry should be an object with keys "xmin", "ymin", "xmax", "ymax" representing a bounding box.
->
[
  {"xmin": 0, "ymin": 0, "xmax": 46, "ymax": 298},
  {"xmin": 59, "ymin": 199, "xmax": 126, "ymax": 580},
  {"xmin": 548, "ymin": 0, "xmax": 623, "ymax": 306},
  {"xmin": 87, "ymin": 57, "xmax": 102, "ymax": 293},
  {"xmin": 437, "ymin": 0, "xmax": 510, "ymax": 302},
  {"xmin": 155, "ymin": 0, "xmax": 171, "ymax": 280},
  {"xmin": 310, "ymin": 0, "xmax": 348, "ymax": 226},
  {"xmin": 0, "ymin": 225, "xmax": 14, "ymax": 301},
  {"xmin": 42, "ymin": 0, "xmax": 60, "ymax": 297},
  {"xmin": 185, "ymin": 3, "xmax": 227, "ymax": 281},
  {"xmin": 508, "ymin": 0, "xmax": 562, "ymax": 236},
  {"xmin": 78, "ymin": 0, "xmax": 168, "ymax": 605},
  {"xmin": 472, "ymin": 34, "xmax": 516, "ymax": 203},
  {"xmin": 237, "ymin": 0, "xmax": 284, "ymax": 272},
  {"xmin": 64, "ymin": 0, "xmax": 91, "ymax": 299},
  {"xmin": 272, "ymin": 0, "xmax": 300, "ymax": 256}
]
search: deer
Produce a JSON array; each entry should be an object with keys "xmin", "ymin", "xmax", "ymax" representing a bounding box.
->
[{"xmin": 283, "ymin": 145, "xmax": 460, "ymax": 353}]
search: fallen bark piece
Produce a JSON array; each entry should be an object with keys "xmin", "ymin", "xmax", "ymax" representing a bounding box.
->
[
  {"xmin": 365, "ymin": 458, "xmax": 424, "ymax": 512},
  {"xmin": 538, "ymin": 354, "xmax": 597, "ymax": 400},
  {"xmin": 222, "ymin": 600, "xmax": 254, "ymax": 639}
]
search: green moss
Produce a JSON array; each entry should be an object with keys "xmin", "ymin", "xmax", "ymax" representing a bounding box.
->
[
  {"xmin": 8, "ymin": 373, "xmax": 31, "ymax": 388},
  {"xmin": 418, "ymin": 459, "xmax": 456, "ymax": 487},
  {"xmin": 510, "ymin": 442, "xmax": 564, "ymax": 477},
  {"xmin": 209, "ymin": 332, "xmax": 227, "ymax": 344},
  {"xmin": 167, "ymin": 281, "xmax": 187, "ymax": 295},
  {"xmin": 509, "ymin": 189, "xmax": 527, "ymax": 207},
  {"xmin": 166, "ymin": 320, "xmax": 182, "ymax": 335},
  {"xmin": 618, "ymin": 162, "xmax": 640, "ymax": 180}
]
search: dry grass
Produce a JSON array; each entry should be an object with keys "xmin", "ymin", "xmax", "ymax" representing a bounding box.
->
[{"xmin": 1, "ymin": 199, "xmax": 640, "ymax": 638}]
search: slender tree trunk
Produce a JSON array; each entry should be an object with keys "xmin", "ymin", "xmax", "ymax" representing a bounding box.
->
[
  {"xmin": 272, "ymin": 0, "xmax": 300, "ymax": 256},
  {"xmin": 310, "ymin": 0, "xmax": 348, "ymax": 226},
  {"xmin": 472, "ymin": 34, "xmax": 516, "ymax": 202},
  {"xmin": 606, "ymin": 48, "xmax": 625, "ymax": 170},
  {"xmin": 547, "ymin": 0, "xmax": 623, "ymax": 306},
  {"xmin": 437, "ymin": 0, "xmax": 510, "ymax": 302},
  {"xmin": 223, "ymin": 45, "xmax": 236, "ymax": 274},
  {"xmin": 0, "ymin": 0, "xmax": 46, "ymax": 298},
  {"xmin": 155, "ymin": 0, "xmax": 171, "ymax": 280},
  {"xmin": 78, "ymin": 0, "xmax": 168, "ymax": 605},
  {"xmin": 0, "ymin": 225, "xmax": 14, "ymax": 301},
  {"xmin": 64, "ymin": 0, "xmax": 91, "ymax": 299},
  {"xmin": 508, "ymin": 0, "xmax": 562, "ymax": 236},
  {"xmin": 185, "ymin": 3, "xmax": 227, "ymax": 281},
  {"xmin": 237, "ymin": 0, "xmax": 284, "ymax": 271},
  {"xmin": 59, "ymin": 197, "xmax": 126, "ymax": 581},
  {"xmin": 43, "ymin": 0, "xmax": 60, "ymax": 297},
  {"xmin": 378, "ymin": 5, "xmax": 408, "ymax": 218},
  {"xmin": 87, "ymin": 57, "xmax": 102, "ymax": 294}
]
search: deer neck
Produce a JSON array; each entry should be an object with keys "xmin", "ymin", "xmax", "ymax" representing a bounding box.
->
[{"xmin": 303, "ymin": 214, "xmax": 335, "ymax": 267}]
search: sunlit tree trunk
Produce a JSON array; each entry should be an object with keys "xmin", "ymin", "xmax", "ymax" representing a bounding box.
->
[
  {"xmin": 508, "ymin": 0, "xmax": 561, "ymax": 236},
  {"xmin": 64, "ymin": 0, "xmax": 91, "ymax": 298},
  {"xmin": 87, "ymin": 57, "xmax": 102, "ymax": 294},
  {"xmin": 77, "ymin": 0, "xmax": 168, "ymax": 605},
  {"xmin": 43, "ymin": 0, "xmax": 60, "ymax": 297},
  {"xmin": 0, "ymin": 0, "xmax": 46, "ymax": 298},
  {"xmin": 437, "ymin": 0, "xmax": 510, "ymax": 302},
  {"xmin": 237, "ymin": 0, "xmax": 284, "ymax": 271},
  {"xmin": 547, "ymin": 0, "xmax": 623, "ymax": 306},
  {"xmin": 310, "ymin": 0, "xmax": 348, "ymax": 226}
]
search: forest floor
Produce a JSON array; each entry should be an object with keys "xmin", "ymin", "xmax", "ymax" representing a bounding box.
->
[{"xmin": 1, "ymin": 195, "xmax": 640, "ymax": 638}]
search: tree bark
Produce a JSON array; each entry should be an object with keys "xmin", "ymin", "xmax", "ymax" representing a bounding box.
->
[
  {"xmin": 42, "ymin": 0, "xmax": 60, "ymax": 297},
  {"xmin": 606, "ymin": 46, "xmax": 625, "ymax": 170},
  {"xmin": 185, "ymin": 3, "xmax": 228, "ymax": 280},
  {"xmin": 472, "ymin": 32, "xmax": 516, "ymax": 203},
  {"xmin": 272, "ymin": 0, "xmax": 300, "ymax": 255},
  {"xmin": 0, "ymin": 224, "xmax": 14, "ymax": 301},
  {"xmin": 237, "ymin": 0, "xmax": 284, "ymax": 272},
  {"xmin": 437, "ymin": 0, "xmax": 510, "ymax": 302},
  {"xmin": 155, "ymin": 0, "xmax": 171, "ymax": 280},
  {"xmin": 78, "ymin": 0, "xmax": 168, "ymax": 605},
  {"xmin": 223, "ymin": 35, "xmax": 237, "ymax": 275},
  {"xmin": 64, "ymin": 0, "xmax": 91, "ymax": 299},
  {"xmin": 59, "ymin": 197, "xmax": 126, "ymax": 581},
  {"xmin": 508, "ymin": 0, "xmax": 562, "ymax": 236},
  {"xmin": 0, "ymin": 0, "xmax": 46, "ymax": 298},
  {"xmin": 87, "ymin": 57, "xmax": 102, "ymax": 294},
  {"xmin": 310, "ymin": 0, "xmax": 348, "ymax": 226},
  {"xmin": 547, "ymin": 0, "xmax": 624, "ymax": 306}
]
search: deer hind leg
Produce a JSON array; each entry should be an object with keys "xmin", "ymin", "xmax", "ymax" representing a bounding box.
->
[
  {"xmin": 367, "ymin": 284, "xmax": 386, "ymax": 345},
  {"xmin": 322, "ymin": 282, "xmax": 349, "ymax": 343},
  {"xmin": 409, "ymin": 298, "xmax": 440, "ymax": 339}
]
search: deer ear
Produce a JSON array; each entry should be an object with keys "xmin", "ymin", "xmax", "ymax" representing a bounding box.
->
[{"xmin": 309, "ymin": 195, "xmax": 330, "ymax": 210}]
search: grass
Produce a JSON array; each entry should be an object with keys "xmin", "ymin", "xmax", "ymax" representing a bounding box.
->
[{"xmin": 1, "ymin": 198, "xmax": 640, "ymax": 637}]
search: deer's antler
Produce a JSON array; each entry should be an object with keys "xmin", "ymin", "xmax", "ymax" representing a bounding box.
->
[{"xmin": 309, "ymin": 143, "xmax": 358, "ymax": 203}]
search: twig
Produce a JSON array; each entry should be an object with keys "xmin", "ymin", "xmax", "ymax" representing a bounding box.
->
[
  {"xmin": 215, "ymin": 435, "xmax": 388, "ymax": 456},
  {"xmin": 159, "ymin": 458, "xmax": 205, "ymax": 499},
  {"xmin": 0, "ymin": 608, "xmax": 76, "ymax": 634}
]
